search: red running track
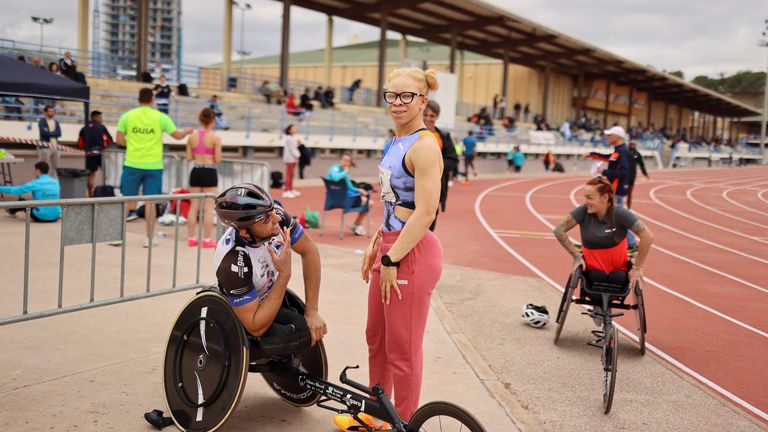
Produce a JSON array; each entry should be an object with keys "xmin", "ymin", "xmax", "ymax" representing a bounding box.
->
[{"xmin": 277, "ymin": 166, "xmax": 768, "ymax": 424}]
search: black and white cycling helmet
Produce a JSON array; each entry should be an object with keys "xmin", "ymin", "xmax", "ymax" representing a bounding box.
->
[
  {"xmin": 522, "ymin": 304, "xmax": 550, "ymax": 328},
  {"xmin": 215, "ymin": 184, "xmax": 275, "ymax": 242}
]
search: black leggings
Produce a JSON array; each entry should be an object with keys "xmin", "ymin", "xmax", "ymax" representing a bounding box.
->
[
  {"xmin": 261, "ymin": 305, "xmax": 308, "ymax": 338},
  {"xmin": 587, "ymin": 270, "xmax": 628, "ymax": 286}
]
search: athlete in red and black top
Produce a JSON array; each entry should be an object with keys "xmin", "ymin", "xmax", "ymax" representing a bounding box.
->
[{"xmin": 553, "ymin": 177, "xmax": 654, "ymax": 293}]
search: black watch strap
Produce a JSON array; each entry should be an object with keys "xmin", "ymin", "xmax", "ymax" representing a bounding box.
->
[{"xmin": 381, "ymin": 254, "xmax": 400, "ymax": 267}]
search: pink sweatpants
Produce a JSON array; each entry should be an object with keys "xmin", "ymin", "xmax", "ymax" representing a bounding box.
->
[{"xmin": 366, "ymin": 230, "xmax": 443, "ymax": 421}]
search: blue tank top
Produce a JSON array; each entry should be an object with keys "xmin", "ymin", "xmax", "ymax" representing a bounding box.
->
[{"xmin": 378, "ymin": 128, "xmax": 432, "ymax": 231}]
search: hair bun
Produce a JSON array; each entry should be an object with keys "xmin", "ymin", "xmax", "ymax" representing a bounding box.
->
[{"xmin": 424, "ymin": 69, "xmax": 439, "ymax": 92}]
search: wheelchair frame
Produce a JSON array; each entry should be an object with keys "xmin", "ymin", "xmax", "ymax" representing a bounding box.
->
[
  {"xmin": 552, "ymin": 266, "xmax": 647, "ymax": 414},
  {"xmin": 159, "ymin": 288, "xmax": 486, "ymax": 432}
]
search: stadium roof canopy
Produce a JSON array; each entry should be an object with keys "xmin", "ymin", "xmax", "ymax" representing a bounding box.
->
[{"xmin": 278, "ymin": 0, "xmax": 760, "ymax": 118}]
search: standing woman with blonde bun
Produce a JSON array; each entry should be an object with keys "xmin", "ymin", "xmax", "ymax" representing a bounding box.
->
[{"xmin": 334, "ymin": 68, "xmax": 444, "ymax": 430}]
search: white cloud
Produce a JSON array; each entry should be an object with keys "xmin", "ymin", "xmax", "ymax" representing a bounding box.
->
[{"xmin": 1, "ymin": 0, "xmax": 766, "ymax": 79}]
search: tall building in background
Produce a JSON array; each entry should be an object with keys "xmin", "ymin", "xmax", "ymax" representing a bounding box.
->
[{"xmin": 102, "ymin": 0, "xmax": 182, "ymax": 80}]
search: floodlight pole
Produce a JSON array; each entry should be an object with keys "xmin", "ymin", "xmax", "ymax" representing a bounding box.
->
[
  {"xmin": 31, "ymin": 16, "xmax": 54, "ymax": 58},
  {"xmin": 233, "ymin": 1, "xmax": 252, "ymax": 92},
  {"xmin": 761, "ymin": 35, "xmax": 768, "ymax": 164}
]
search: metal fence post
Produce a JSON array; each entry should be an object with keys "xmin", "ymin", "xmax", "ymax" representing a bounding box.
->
[
  {"xmin": 90, "ymin": 203, "xmax": 97, "ymax": 302},
  {"xmin": 57, "ymin": 206, "xmax": 66, "ymax": 309},
  {"xmin": 23, "ymin": 208, "xmax": 31, "ymax": 315}
]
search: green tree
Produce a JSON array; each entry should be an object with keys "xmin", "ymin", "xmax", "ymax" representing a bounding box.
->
[{"xmin": 691, "ymin": 71, "xmax": 766, "ymax": 93}]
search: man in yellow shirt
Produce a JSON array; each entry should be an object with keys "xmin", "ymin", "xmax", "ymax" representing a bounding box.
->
[{"xmin": 116, "ymin": 88, "xmax": 192, "ymax": 247}]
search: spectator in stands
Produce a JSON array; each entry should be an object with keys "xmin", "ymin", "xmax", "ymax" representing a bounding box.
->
[
  {"xmin": 513, "ymin": 101, "xmax": 522, "ymax": 121},
  {"xmin": 313, "ymin": 86, "xmax": 328, "ymax": 108},
  {"xmin": 326, "ymin": 152, "xmax": 370, "ymax": 236},
  {"xmin": 462, "ymin": 130, "xmax": 478, "ymax": 181},
  {"xmin": 300, "ymin": 88, "xmax": 314, "ymax": 112},
  {"xmin": 115, "ymin": 88, "xmax": 193, "ymax": 247},
  {"xmin": 282, "ymin": 124, "xmax": 302, "ymax": 198},
  {"xmin": 208, "ymin": 95, "xmax": 230, "ymax": 130},
  {"xmin": 423, "ymin": 100, "xmax": 459, "ymax": 215},
  {"xmin": 258, "ymin": 80, "xmax": 283, "ymax": 105},
  {"xmin": 59, "ymin": 51, "xmax": 86, "ymax": 84},
  {"xmin": 186, "ymin": 107, "xmax": 222, "ymax": 248},
  {"xmin": 347, "ymin": 79, "xmax": 362, "ymax": 103},
  {"xmin": 1, "ymin": 161, "xmax": 61, "ymax": 222},
  {"xmin": 324, "ymin": 86, "xmax": 336, "ymax": 108},
  {"xmin": 498, "ymin": 95, "xmax": 507, "ymax": 119},
  {"xmin": 47, "ymin": 62, "xmax": 60, "ymax": 74},
  {"xmin": 78, "ymin": 110, "xmax": 114, "ymax": 197},
  {"xmin": 542, "ymin": 150, "xmax": 554, "ymax": 171},
  {"xmin": 153, "ymin": 75, "xmax": 174, "ymax": 114},
  {"xmin": 501, "ymin": 116, "xmax": 516, "ymax": 133},
  {"xmin": 523, "ymin": 103, "xmax": 530, "ymax": 122},
  {"xmin": 285, "ymin": 93, "xmax": 305, "ymax": 117},
  {"xmin": 38, "ymin": 105, "xmax": 61, "ymax": 178},
  {"xmin": 492, "ymin": 94, "xmax": 499, "ymax": 119},
  {"xmin": 31, "ymin": 56, "xmax": 45, "ymax": 70},
  {"xmin": 561, "ymin": 119, "xmax": 572, "ymax": 141},
  {"xmin": 627, "ymin": 141, "xmax": 649, "ymax": 209}
]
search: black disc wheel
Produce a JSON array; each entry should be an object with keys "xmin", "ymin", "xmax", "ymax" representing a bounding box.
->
[
  {"xmin": 602, "ymin": 326, "xmax": 619, "ymax": 414},
  {"xmin": 261, "ymin": 338, "xmax": 328, "ymax": 406},
  {"xmin": 407, "ymin": 401, "xmax": 486, "ymax": 432},
  {"xmin": 163, "ymin": 291, "xmax": 250, "ymax": 432},
  {"xmin": 635, "ymin": 283, "xmax": 647, "ymax": 355},
  {"xmin": 554, "ymin": 269, "xmax": 580, "ymax": 344},
  {"xmin": 260, "ymin": 289, "xmax": 328, "ymax": 407}
]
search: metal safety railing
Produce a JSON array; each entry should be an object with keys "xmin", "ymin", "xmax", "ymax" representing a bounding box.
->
[
  {"xmin": 0, "ymin": 193, "xmax": 223, "ymax": 325},
  {"xmin": 101, "ymin": 148, "xmax": 271, "ymax": 194}
]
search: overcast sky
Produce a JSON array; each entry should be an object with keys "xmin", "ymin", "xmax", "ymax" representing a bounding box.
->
[{"xmin": 2, "ymin": 0, "xmax": 767, "ymax": 79}]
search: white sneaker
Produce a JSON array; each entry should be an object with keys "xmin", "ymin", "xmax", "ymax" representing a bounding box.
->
[
  {"xmin": 143, "ymin": 237, "xmax": 159, "ymax": 248},
  {"xmin": 354, "ymin": 225, "xmax": 367, "ymax": 236},
  {"xmin": 282, "ymin": 191, "xmax": 296, "ymax": 199},
  {"xmin": 291, "ymin": 190, "xmax": 301, "ymax": 197},
  {"xmin": 348, "ymin": 223, "xmax": 359, "ymax": 232},
  {"xmin": 448, "ymin": 180, "xmax": 454, "ymax": 187},
  {"xmin": 108, "ymin": 240, "xmax": 123, "ymax": 247}
]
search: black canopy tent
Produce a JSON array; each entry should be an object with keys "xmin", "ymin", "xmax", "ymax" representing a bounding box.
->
[{"xmin": 0, "ymin": 56, "xmax": 90, "ymax": 123}]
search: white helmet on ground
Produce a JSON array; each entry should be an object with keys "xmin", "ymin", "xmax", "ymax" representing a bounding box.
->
[{"xmin": 522, "ymin": 304, "xmax": 550, "ymax": 328}]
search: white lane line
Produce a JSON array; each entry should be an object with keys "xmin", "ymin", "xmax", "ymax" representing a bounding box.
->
[
  {"xmin": 570, "ymin": 183, "xmax": 768, "ymax": 295},
  {"xmin": 759, "ymin": 190, "xmax": 768, "ymax": 205},
  {"xmin": 723, "ymin": 183, "xmax": 768, "ymax": 218},
  {"xmin": 650, "ymin": 184, "xmax": 768, "ymax": 245},
  {"xmin": 687, "ymin": 186, "xmax": 768, "ymax": 230},
  {"xmin": 475, "ymin": 179, "xmax": 768, "ymax": 422}
]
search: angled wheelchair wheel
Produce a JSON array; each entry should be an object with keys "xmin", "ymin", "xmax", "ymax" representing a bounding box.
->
[
  {"xmin": 635, "ymin": 283, "xmax": 647, "ymax": 356},
  {"xmin": 554, "ymin": 268, "xmax": 580, "ymax": 344},
  {"xmin": 261, "ymin": 289, "xmax": 329, "ymax": 407},
  {"xmin": 408, "ymin": 401, "xmax": 486, "ymax": 432},
  {"xmin": 602, "ymin": 326, "xmax": 619, "ymax": 414},
  {"xmin": 163, "ymin": 290, "xmax": 250, "ymax": 432}
]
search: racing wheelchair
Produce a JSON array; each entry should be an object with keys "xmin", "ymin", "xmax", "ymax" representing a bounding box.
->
[
  {"xmin": 154, "ymin": 287, "xmax": 486, "ymax": 432},
  {"xmin": 552, "ymin": 264, "xmax": 647, "ymax": 414}
]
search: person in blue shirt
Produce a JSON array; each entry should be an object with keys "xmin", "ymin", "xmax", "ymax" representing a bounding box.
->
[
  {"xmin": 513, "ymin": 146, "xmax": 525, "ymax": 173},
  {"xmin": 462, "ymin": 130, "xmax": 478, "ymax": 182},
  {"xmin": 1, "ymin": 161, "xmax": 61, "ymax": 222},
  {"xmin": 326, "ymin": 152, "xmax": 370, "ymax": 236}
]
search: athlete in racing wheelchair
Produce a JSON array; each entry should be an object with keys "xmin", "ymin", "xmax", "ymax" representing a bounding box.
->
[
  {"xmin": 147, "ymin": 184, "xmax": 486, "ymax": 431},
  {"xmin": 551, "ymin": 176, "xmax": 654, "ymax": 413}
]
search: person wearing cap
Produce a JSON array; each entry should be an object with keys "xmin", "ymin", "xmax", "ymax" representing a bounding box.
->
[
  {"xmin": 584, "ymin": 125, "xmax": 637, "ymax": 250},
  {"xmin": 627, "ymin": 141, "xmax": 649, "ymax": 209},
  {"xmin": 326, "ymin": 152, "xmax": 370, "ymax": 236}
]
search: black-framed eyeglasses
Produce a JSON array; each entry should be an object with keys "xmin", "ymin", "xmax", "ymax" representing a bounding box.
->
[{"xmin": 383, "ymin": 91, "xmax": 425, "ymax": 105}]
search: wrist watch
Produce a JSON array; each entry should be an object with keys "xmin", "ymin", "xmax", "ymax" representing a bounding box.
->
[{"xmin": 381, "ymin": 254, "xmax": 400, "ymax": 268}]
